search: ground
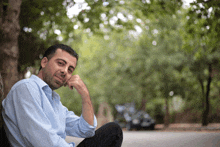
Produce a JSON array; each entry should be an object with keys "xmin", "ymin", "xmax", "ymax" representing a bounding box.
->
[{"xmin": 122, "ymin": 123, "xmax": 220, "ymax": 132}]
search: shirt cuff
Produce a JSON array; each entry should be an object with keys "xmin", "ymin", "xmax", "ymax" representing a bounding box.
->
[
  {"xmin": 80, "ymin": 114, "xmax": 97, "ymax": 128},
  {"xmin": 80, "ymin": 115, "xmax": 97, "ymax": 137}
]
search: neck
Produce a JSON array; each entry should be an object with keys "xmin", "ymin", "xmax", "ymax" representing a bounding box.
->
[{"xmin": 37, "ymin": 70, "xmax": 43, "ymax": 81}]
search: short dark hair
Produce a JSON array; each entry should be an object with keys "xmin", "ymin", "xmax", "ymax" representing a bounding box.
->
[{"xmin": 39, "ymin": 44, "xmax": 79, "ymax": 70}]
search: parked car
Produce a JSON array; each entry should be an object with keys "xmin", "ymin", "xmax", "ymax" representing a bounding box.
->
[{"xmin": 114, "ymin": 103, "xmax": 155, "ymax": 131}]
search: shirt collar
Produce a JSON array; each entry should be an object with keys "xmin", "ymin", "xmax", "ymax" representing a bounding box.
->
[
  {"xmin": 30, "ymin": 75, "xmax": 48, "ymax": 89},
  {"xmin": 30, "ymin": 75, "xmax": 60, "ymax": 101}
]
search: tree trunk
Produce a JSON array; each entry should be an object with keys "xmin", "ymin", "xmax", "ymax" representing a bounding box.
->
[
  {"xmin": 164, "ymin": 98, "xmax": 169, "ymax": 128},
  {"xmin": 198, "ymin": 76, "xmax": 205, "ymax": 108},
  {"xmin": 202, "ymin": 64, "xmax": 212, "ymax": 126},
  {"xmin": 0, "ymin": 0, "xmax": 22, "ymax": 127},
  {"xmin": 140, "ymin": 99, "xmax": 147, "ymax": 111},
  {"xmin": 0, "ymin": 73, "xmax": 4, "ymax": 127},
  {"xmin": 140, "ymin": 83, "xmax": 147, "ymax": 111}
]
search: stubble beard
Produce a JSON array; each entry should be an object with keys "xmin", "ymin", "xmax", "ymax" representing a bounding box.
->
[{"xmin": 43, "ymin": 69, "xmax": 62, "ymax": 90}]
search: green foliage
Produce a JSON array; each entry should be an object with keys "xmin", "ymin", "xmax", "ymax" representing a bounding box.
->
[
  {"xmin": 15, "ymin": 0, "xmax": 220, "ymax": 123},
  {"xmin": 184, "ymin": 0, "xmax": 220, "ymax": 125},
  {"xmin": 145, "ymin": 98, "xmax": 165, "ymax": 123},
  {"xmin": 55, "ymin": 87, "xmax": 82, "ymax": 116},
  {"xmin": 18, "ymin": 0, "xmax": 79, "ymax": 72},
  {"xmin": 78, "ymin": 31, "xmax": 140, "ymax": 108}
]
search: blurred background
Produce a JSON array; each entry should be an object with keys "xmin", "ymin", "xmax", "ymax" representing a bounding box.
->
[{"xmin": 1, "ymin": 0, "xmax": 220, "ymax": 129}]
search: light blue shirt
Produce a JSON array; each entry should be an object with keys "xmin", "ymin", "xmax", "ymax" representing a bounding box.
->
[{"xmin": 2, "ymin": 75, "xmax": 97, "ymax": 147}]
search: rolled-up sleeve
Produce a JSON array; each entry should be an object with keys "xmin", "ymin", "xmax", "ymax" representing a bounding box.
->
[
  {"xmin": 3, "ymin": 83, "xmax": 74, "ymax": 147},
  {"xmin": 65, "ymin": 107, "xmax": 97, "ymax": 138}
]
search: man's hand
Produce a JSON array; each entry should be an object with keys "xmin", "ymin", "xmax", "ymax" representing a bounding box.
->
[
  {"xmin": 65, "ymin": 75, "xmax": 89, "ymax": 97},
  {"xmin": 65, "ymin": 75, "xmax": 94, "ymax": 126}
]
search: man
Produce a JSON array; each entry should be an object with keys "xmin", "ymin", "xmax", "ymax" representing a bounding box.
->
[{"xmin": 2, "ymin": 44, "xmax": 123, "ymax": 147}]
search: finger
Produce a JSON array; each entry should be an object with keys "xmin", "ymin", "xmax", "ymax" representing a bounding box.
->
[
  {"xmin": 66, "ymin": 75, "xmax": 81, "ymax": 90},
  {"xmin": 65, "ymin": 76, "xmax": 75, "ymax": 88},
  {"xmin": 67, "ymin": 81, "xmax": 75, "ymax": 90}
]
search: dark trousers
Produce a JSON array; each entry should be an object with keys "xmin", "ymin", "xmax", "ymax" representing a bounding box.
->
[{"xmin": 77, "ymin": 122, "xmax": 123, "ymax": 147}]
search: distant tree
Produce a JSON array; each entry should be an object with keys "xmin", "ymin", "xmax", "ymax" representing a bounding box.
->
[{"xmin": 185, "ymin": 0, "xmax": 220, "ymax": 126}]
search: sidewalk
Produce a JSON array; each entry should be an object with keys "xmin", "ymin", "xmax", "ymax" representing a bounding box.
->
[{"xmin": 155, "ymin": 123, "xmax": 220, "ymax": 132}]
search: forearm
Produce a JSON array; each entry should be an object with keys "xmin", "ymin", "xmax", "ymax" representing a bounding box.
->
[
  {"xmin": 66, "ymin": 75, "xmax": 95, "ymax": 126},
  {"xmin": 81, "ymin": 92, "xmax": 94, "ymax": 126}
]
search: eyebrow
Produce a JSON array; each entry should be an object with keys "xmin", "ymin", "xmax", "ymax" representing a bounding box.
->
[{"xmin": 56, "ymin": 58, "xmax": 75, "ymax": 70}]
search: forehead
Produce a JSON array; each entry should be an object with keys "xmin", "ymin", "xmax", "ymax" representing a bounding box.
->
[{"xmin": 52, "ymin": 49, "xmax": 77, "ymax": 67}]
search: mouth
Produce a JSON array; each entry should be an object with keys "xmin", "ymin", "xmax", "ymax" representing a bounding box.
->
[{"xmin": 55, "ymin": 75, "xmax": 65, "ymax": 85}]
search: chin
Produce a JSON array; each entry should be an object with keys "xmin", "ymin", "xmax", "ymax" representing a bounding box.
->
[{"xmin": 50, "ymin": 84, "xmax": 61, "ymax": 90}]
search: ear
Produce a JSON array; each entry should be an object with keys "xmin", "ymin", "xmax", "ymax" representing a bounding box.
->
[{"xmin": 41, "ymin": 57, "xmax": 48, "ymax": 68}]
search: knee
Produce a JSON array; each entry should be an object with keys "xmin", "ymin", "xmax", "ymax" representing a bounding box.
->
[
  {"xmin": 104, "ymin": 122, "xmax": 123, "ymax": 135},
  {"xmin": 108, "ymin": 122, "xmax": 121, "ymax": 130},
  {"xmin": 96, "ymin": 122, "xmax": 123, "ymax": 146}
]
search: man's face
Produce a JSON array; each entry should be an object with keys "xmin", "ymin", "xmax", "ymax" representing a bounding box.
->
[{"xmin": 41, "ymin": 49, "xmax": 77, "ymax": 90}]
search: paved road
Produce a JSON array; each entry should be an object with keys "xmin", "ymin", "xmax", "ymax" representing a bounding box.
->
[{"xmin": 66, "ymin": 131, "xmax": 220, "ymax": 147}]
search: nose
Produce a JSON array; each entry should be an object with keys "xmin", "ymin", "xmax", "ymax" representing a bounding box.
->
[{"xmin": 60, "ymin": 67, "xmax": 68, "ymax": 77}]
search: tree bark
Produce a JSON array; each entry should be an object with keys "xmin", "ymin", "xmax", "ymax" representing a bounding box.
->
[
  {"xmin": 0, "ymin": 73, "xmax": 4, "ymax": 127},
  {"xmin": 140, "ymin": 83, "xmax": 147, "ymax": 111},
  {"xmin": 0, "ymin": 0, "xmax": 22, "ymax": 127},
  {"xmin": 202, "ymin": 64, "xmax": 212, "ymax": 126},
  {"xmin": 164, "ymin": 98, "xmax": 170, "ymax": 128},
  {"xmin": 140, "ymin": 99, "xmax": 147, "ymax": 111},
  {"xmin": 198, "ymin": 76, "xmax": 205, "ymax": 108}
]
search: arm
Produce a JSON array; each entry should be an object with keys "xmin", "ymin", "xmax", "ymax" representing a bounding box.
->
[
  {"xmin": 65, "ymin": 75, "xmax": 94, "ymax": 126},
  {"xmin": 64, "ymin": 106, "xmax": 97, "ymax": 138}
]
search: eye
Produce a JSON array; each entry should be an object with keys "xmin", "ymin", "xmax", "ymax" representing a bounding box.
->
[
  {"xmin": 68, "ymin": 69, "xmax": 73, "ymax": 73},
  {"xmin": 58, "ymin": 61, "xmax": 64, "ymax": 66}
]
